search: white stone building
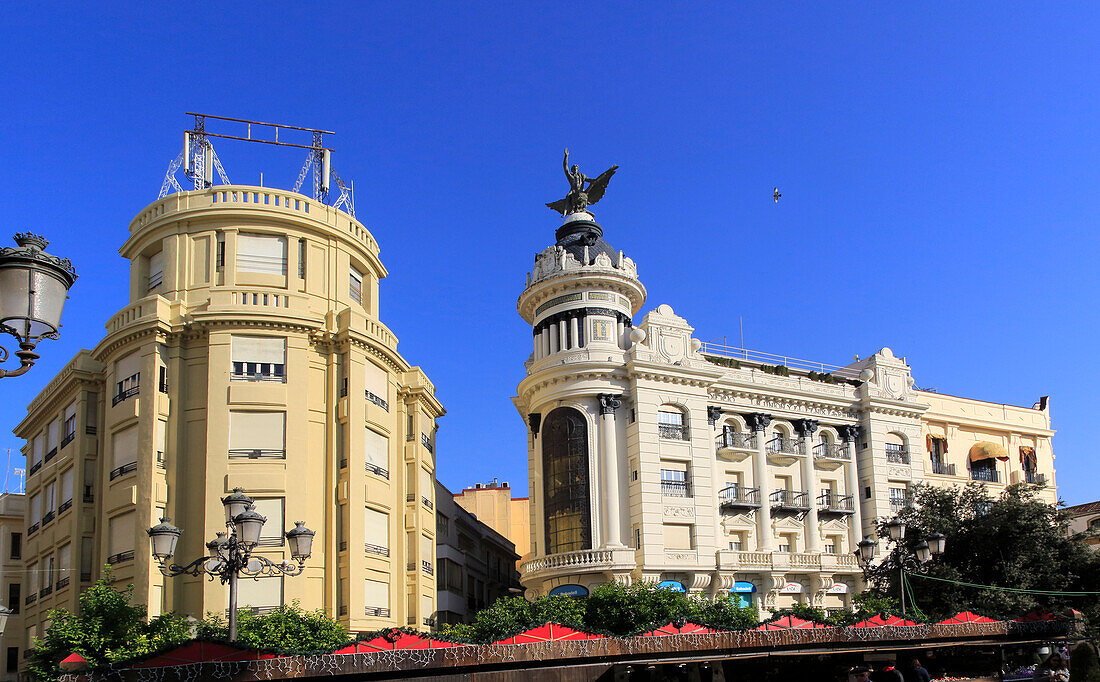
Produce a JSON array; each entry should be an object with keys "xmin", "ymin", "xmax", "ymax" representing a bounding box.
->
[{"xmin": 513, "ymin": 208, "xmax": 1055, "ymax": 615}]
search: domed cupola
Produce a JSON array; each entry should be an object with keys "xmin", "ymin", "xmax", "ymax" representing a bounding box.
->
[{"xmin": 553, "ymin": 212, "xmax": 622, "ymax": 268}]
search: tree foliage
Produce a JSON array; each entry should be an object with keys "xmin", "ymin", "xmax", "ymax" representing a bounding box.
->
[
  {"xmin": 198, "ymin": 601, "xmax": 349, "ymax": 651},
  {"xmin": 865, "ymin": 482, "xmax": 1100, "ymax": 623}
]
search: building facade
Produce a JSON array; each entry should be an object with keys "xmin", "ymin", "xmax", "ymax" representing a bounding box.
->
[
  {"xmin": 513, "ymin": 208, "xmax": 1056, "ymax": 614},
  {"xmin": 13, "ymin": 186, "xmax": 444, "ymax": 650},
  {"xmin": 435, "ymin": 482, "xmax": 521, "ymax": 626},
  {"xmin": 1065, "ymin": 501, "xmax": 1100, "ymax": 550},
  {"xmin": 0, "ymin": 493, "xmax": 25, "ymax": 681},
  {"xmin": 452, "ymin": 480, "xmax": 531, "ymax": 562}
]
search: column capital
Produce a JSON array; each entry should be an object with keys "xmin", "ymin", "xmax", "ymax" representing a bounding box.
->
[
  {"xmin": 528, "ymin": 413, "xmax": 542, "ymax": 437},
  {"xmin": 597, "ymin": 394, "xmax": 623, "ymax": 415},
  {"xmin": 707, "ymin": 406, "xmax": 723, "ymax": 425},
  {"xmin": 837, "ymin": 424, "xmax": 861, "ymax": 442},
  {"xmin": 745, "ymin": 412, "xmax": 772, "ymax": 432},
  {"xmin": 793, "ymin": 419, "xmax": 819, "ymax": 437}
]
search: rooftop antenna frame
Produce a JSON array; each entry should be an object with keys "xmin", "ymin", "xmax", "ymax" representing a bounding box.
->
[{"xmin": 158, "ymin": 113, "xmax": 355, "ymax": 217}]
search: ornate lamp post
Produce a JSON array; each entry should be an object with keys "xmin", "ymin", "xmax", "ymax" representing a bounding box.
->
[
  {"xmin": 0, "ymin": 604, "xmax": 12, "ymax": 635},
  {"xmin": 854, "ymin": 523, "xmax": 945, "ymax": 616},
  {"xmin": 0, "ymin": 234, "xmax": 77, "ymax": 378},
  {"xmin": 147, "ymin": 488, "xmax": 315, "ymax": 641}
]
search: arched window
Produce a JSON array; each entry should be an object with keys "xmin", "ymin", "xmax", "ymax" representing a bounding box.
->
[
  {"xmin": 542, "ymin": 408, "xmax": 591, "ymax": 555},
  {"xmin": 885, "ymin": 433, "xmax": 909, "ymax": 464},
  {"xmin": 657, "ymin": 406, "xmax": 688, "ymax": 441}
]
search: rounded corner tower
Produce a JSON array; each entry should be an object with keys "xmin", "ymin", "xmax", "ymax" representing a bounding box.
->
[{"xmin": 514, "ymin": 205, "xmax": 647, "ymax": 598}]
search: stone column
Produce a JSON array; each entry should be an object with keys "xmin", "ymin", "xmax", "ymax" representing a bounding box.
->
[
  {"xmin": 549, "ymin": 323, "xmax": 559, "ymax": 354},
  {"xmin": 598, "ymin": 394, "xmax": 624, "ymax": 548},
  {"xmin": 839, "ymin": 424, "xmax": 863, "ymax": 549},
  {"xmin": 746, "ymin": 413, "xmax": 773, "ymax": 551},
  {"xmin": 794, "ymin": 419, "xmax": 821, "ymax": 553},
  {"xmin": 558, "ymin": 319, "xmax": 567, "ymax": 352},
  {"xmin": 570, "ymin": 316, "xmax": 580, "ymax": 351}
]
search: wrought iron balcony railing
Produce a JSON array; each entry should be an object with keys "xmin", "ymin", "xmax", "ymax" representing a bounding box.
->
[
  {"xmin": 886, "ymin": 446, "xmax": 910, "ymax": 464},
  {"xmin": 58, "ymin": 499, "xmax": 73, "ymax": 514},
  {"xmin": 931, "ymin": 461, "xmax": 956, "ymax": 476},
  {"xmin": 60, "ymin": 432, "xmax": 75, "ymax": 449},
  {"xmin": 1025, "ymin": 471, "xmax": 1047, "ymax": 485},
  {"xmin": 718, "ymin": 485, "xmax": 760, "ymax": 508},
  {"xmin": 42, "ymin": 510, "xmax": 54, "ymax": 525},
  {"xmin": 661, "ymin": 480, "xmax": 692, "ymax": 498},
  {"xmin": 971, "ymin": 467, "xmax": 999, "ymax": 483},
  {"xmin": 770, "ymin": 489, "xmax": 810, "ymax": 511},
  {"xmin": 421, "ymin": 561, "xmax": 433, "ymax": 575},
  {"xmin": 716, "ymin": 431, "xmax": 756, "ymax": 450},
  {"xmin": 106, "ymin": 550, "xmax": 135, "ymax": 565},
  {"xmin": 27, "ymin": 522, "xmax": 38, "ymax": 536},
  {"xmin": 421, "ymin": 434, "xmax": 434, "ymax": 453},
  {"xmin": 658, "ymin": 424, "xmax": 689, "ymax": 441},
  {"xmin": 366, "ymin": 462, "xmax": 389, "ymax": 479},
  {"xmin": 56, "ymin": 577, "xmax": 70, "ymax": 590},
  {"xmin": 365, "ymin": 543, "xmax": 389, "ymax": 557},
  {"xmin": 767, "ymin": 437, "xmax": 801, "ymax": 455},
  {"xmin": 109, "ymin": 461, "xmax": 138, "ymax": 481},
  {"xmin": 227, "ymin": 449, "xmax": 286, "ymax": 460},
  {"xmin": 365, "ymin": 390, "xmax": 389, "ymax": 411},
  {"xmin": 365, "ymin": 606, "xmax": 390, "ymax": 617},
  {"xmin": 230, "ymin": 370, "xmax": 285, "ymax": 383},
  {"xmin": 112, "ymin": 385, "xmax": 139, "ymax": 406},
  {"xmin": 813, "ymin": 442, "xmax": 851, "ymax": 461},
  {"xmin": 818, "ymin": 492, "xmax": 855, "ymax": 513}
]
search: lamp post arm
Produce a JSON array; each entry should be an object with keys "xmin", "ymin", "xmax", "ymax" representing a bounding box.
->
[
  {"xmin": 0, "ymin": 339, "xmax": 39, "ymax": 379},
  {"xmin": 156, "ymin": 555, "xmax": 219, "ymax": 579}
]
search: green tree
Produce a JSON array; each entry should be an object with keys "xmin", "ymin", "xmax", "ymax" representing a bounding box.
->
[
  {"xmin": 463, "ymin": 595, "xmax": 537, "ymax": 642},
  {"xmin": 199, "ymin": 602, "xmax": 348, "ymax": 651},
  {"xmin": 25, "ymin": 569, "xmax": 192, "ymax": 681},
  {"xmin": 582, "ymin": 581, "xmax": 696, "ymax": 634},
  {"xmin": 694, "ymin": 595, "xmax": 758, "ymax": 629},
  {"xmin": 532, "ymin": 594, "xmax": 587, "ymax": 629},
  {"xmin": 865, "ymin": 482, "xmax": 1100, "ymax": 621}
]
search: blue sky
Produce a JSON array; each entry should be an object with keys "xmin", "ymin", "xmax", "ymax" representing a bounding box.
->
[{"xmin": 1, "ymin": 4, "xmax": 1097, "ymax": 504}]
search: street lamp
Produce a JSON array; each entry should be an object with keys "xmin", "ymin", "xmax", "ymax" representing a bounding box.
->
[
  {"xmin": 0, "ymin": 233, "xmax": 77, "ymax": 378},
  {"xmin": 148, "ymin": 489, "xmax": 315, "ymax": 642},
  {"xmin": 865, "ymin": 519, "xmax": 946, "ymax": 616},
  {"xmin": 0, "ymin": 605, "xmax": 12, "ymax": 635}
]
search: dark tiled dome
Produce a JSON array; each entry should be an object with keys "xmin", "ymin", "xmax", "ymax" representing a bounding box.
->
[{"xmin": 554, "ymin": 216, "xmax": 621, "ymax": 267}]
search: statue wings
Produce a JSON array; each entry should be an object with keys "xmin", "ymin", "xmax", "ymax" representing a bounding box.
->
[
  {"xmin": 585, "ymin": 165, "xmax": 619, "ymax": 205},
  {"xmin": 545, "ymin": 197, "xmax": 571, "ymax": 215}
]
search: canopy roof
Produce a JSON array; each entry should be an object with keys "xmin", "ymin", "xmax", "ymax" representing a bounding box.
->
[{"xmin": 969, "ymin": 441, "xmax": 1009, "ymax": 462}]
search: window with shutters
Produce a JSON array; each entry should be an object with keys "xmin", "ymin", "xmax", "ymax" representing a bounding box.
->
[
  {"xmin": 231, "ymin": 576, "xmax": 282, "ymax": 615},
  {"xmin": 229, "ymin": 412, "xmax": 286, "ymax": 459},
  {"xmin": 364, "ymin": 507, "xmax": 389, "ymax": 556},
  {"xmin": 29, "ymin": 434, "xmax": 43, "ymax": 474},
  {"xmin": 27, "ymin": 564, "xmax": 37, "ymax": 600},
  {"xmin": 43, "ymin": 483, "xmax": 55, "ymax": 525},
  {"xmin": 236, "ymin": 234, "xmax": 287, "ymax": 275},
  {"xmin": 28, "ymin": 493, "xmax": 40, "ymax": 532},
  {"xmin": 662, "ymin": 524, "xmax": 693, "ymax": 551},
  {"xmin": 231, "ymin": 336, "xmax": 286, "ymax": 382},
  {"xmin": 419, "ymin": 468, "xmax": 433, "ymax": 509},
  {"xmin": 365, "ymin": 428, "xmax": 389, "ymax": 478},
  {"xmin": 110, "ymin": 427, "xmax": 138, "ymax": 481},
  {"xmin": 59, "ymin": 469, "xmax": 73, "ymax": 512},
  {"xmin": 421, "ymin": 534, "xmax": 433, "ymax": 575},
  {"xmin": 251, "ymin": 499, "xmax": 285, "ymax": 547},
  {"xmin": 62, "ymin": 403, "xmax": 76, "ymax": 447},
  {"xmin": 80, "ymin": 538, "xmax": 93, "ymax": 581},
  {"xmin": 107, "ymin": 512, "xmax": 135, "ymax": 565},
  {"xmin": 660, "ymin": 461, "xmax": 691, "ymax": 497},
  {"xmin": 113, "ymin": 352, "xmax": 141, "ymax": 406},
  {"xmin": 364, "ymin": 363, "xmax": 389, "ymax": 411},
  {"xmin": 728, "ymin": 531, "xmax": 745, "ymax": 552},
  {"xmin": 364, "ymin": 579, "xmax": 389, "ymax": 617},
  {"xmin": 156, "ymin": 420, "xmax": 167, "ymax": 469},
  {"xmin": 46, "ymin": 421, "xmax": 58, "ymax": 460},
  {"xmin": 349, "ymin": 266, "xmax": 363, "ymax": 304},
  {"xmin": 421, "ymin": 594, "xmax": 434, "ymax": 626},
  {"xmin": 147, "ymin": 251, "xmax": 164, "ymax": 292}
]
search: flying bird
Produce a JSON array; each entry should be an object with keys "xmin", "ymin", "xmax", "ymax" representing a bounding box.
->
[{"xmin": 773, "ymin": 187, "xmax": 782, "ymax": 203}]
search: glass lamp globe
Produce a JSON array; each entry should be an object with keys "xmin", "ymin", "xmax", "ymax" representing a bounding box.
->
[
  {"xmin": 915, "ymin": 540, "xmax": 931, "ymax": 563},
  {"xmin": 147, "ymin": 518, "xmax": 182, "ymax": 561},
  {"xmin": 886, "ymin": 519, "xmax": 906, "ymax": 541},
  {"xmin": 857, "ymin": 538, "xmax": 877, "ymax": 563},
  {"xmin": 285, "ymin": 521, "xmax": 316, "ymax": 562},
  {"xmin": 233, "ymin": 506, "xmax": 267, "ymax": 548},
  {"xmin": 927, "ymin": 532, "xmax": 946, "ymax": 556},
  {"xmin": 221, "ymin": 488, "xmax": 253, "ymax": 525},
  {"xmin": 0, "ymin": 233, "xmax": 77, "ymax": 341}
]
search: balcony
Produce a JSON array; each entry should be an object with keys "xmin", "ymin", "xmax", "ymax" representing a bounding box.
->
[
  {"xmin": 971, "ymin": 467, "xmax": 1000, "ymax": 483},
  {"xmin": 520, "ymin": 547, "xmax": 636, "ymax": 580},
  {"xmin": 421, "ymin": 434, "xmax": 434, "ymax": 453},
  {"xmin": 766, "ymin": 437, "xmax": 802, "ymax": 465},
  {"xmin": 661, "ymin": 480, "xmax": 692, "ymax": 498},
  {"xmin": 106, "ymin": 549, "xmax": 135, "ymax": 565},
  {"xmin": 86, "ymin": 425, "xmax": 97, "ymax": 435},
  {"xmin": 813, "ymin": 442, "xmax": 851, "ymax": 469},
  {"xmin": 818, "ymin": 492, "xmax": 855, "ymax": 515},
  {"xmin": 770, "ymin": 489, "xmax": 810, "ymax": 512},
  {"xmin": 365, "ymin": 543, "xmax": 389, "ymax": 557},
  {"xmin": 42, "ymin": 510, "xmax": 55, "ymax": 525},
  {"xmin": 422, "ymin": 496, "xmax": 433, "ymax": 510},
  {"xmin": 718, "ymin": 485, "xmax": 760, "ymax": 510},
  {"xmin": 658, "ymin": 424, "xmax": 689, "ymax": 441},
  {"xmin": 109, "ymin": 461, "xmax": 137, "ymax": 481},
  {"xmin": 1025, "ymin": 471, "xmax": 1047, "ymax": 485},
  {"xmin": 156, "ymin": 451, "xmax": 166, "ymax": 469},
  {"xmin": 365, "ymin": 462, "xmax": 389, "ymax": 479},
  {"xmin": 56, "ymin": 577, "xmax": 70, "ymax": 590},
  {"xmin": 39, "ymin": 585, "xmax": 52, "ymax": 598},
  {"xmin": 715, "ymin": 431, "xmax": 755, "ymax": 461},
  {"xmin": 422, "ymin": 561, "xmax": 433, "ymax": 575},
  {"xmin": 890, "ymin": 494, "xmax": 914, "ymax": 514},
  {"xmin": 29, "ymin": 461, "xmax": 41, "ymax": 477},
  {"xmin": 58, "ymin": 499, "xmax": 73, "ymax": 515},
  {"xmin": 230, "ymin": 370, "xmax": 285, "ymax": 383},
  {"xmin": 25, "ymin": 594, "xmax": 36, "ymax": 606},
  {"xmin": 60, "ymin": 431, "xmax": 75, "ymax": 449},
  {"xmin": 45, "ymin": 448, "xmax": 57, "ymax": 463},
  {"xmin": 886, "ymin": 446, "xmax": 910, "ymax": 465},
  {"xmin": 365, "ymin": 390, "xmax": 389, "ymax": 412},
  {"xmin": 227, "ymin": 449, "xmax": 286, "ymax": 460},
  {"xmin": 27, "ymin": 522, "xmax": 39, "ymax": 536},
  {"xmin": 112, "ymin": 385, "xmax": 139, "ymax": 406},
  {"xmin": 365, "ymin": 606, "xmax": 390, "ymax": 618},
  {"xmin": 931, "ymin": 461, "xmax": 956, "ymax": 476}
]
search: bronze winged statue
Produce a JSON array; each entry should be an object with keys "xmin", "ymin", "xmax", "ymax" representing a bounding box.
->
[{"xmin": 546, "ymin": 148, "xmax": 619, "ymax": 217}]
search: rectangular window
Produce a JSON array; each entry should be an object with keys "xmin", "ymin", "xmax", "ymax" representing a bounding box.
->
[
  {"xmin": 44, "ymin": 483, "xmax": 55, "ymax": 518},
  {"xmin": 364, "ymin": 579, "xmax": 389, "ymax": 616},
  {"xmin": 660, "ymin": 462, "xmax": 690, "ymax": 497},
  {"xmin": 236, "ymin": 233, "xmax": 287, "ymax": 275},
  {"xmin": 350, "ymin": 266, "xmax": 363, "ymax": 304},
  {"xmin": 156, "ymin": 420, "xmax": 167, "ymax": 468},
  {"xmin": 421, "ymin": 594, "xmax": 434, "ymax": 624},
  {"xmin": 251, "ymin": 498, "xmax": 285, "ymax": 546},
  {"xmin": 111, "ymin": 426, "xmax": 138, "ymax": 480},
  {"xmin": 231, "ymin": 336, "xmax": 286, "ymax": 382},
  {"xmin": 62, "ymin": 402, "xmax": 76, "ymax": 445},
  {"xmin": 229, "ymin": 411, "xmax": 286, "ymax": 459},
  {"xmin": 365, "ymin": 428, "xmax": 389, "ymax": 478},
  {"xmin": 7, "ymin": 584, "xmax": 18, "ymax": 614},
  {"xmin": 889, "ymin": 487, "xmax": 910, "ymax": 513},
  {"xmin": 29, "ymin": 494, "xmax": 40, "ymax": 526},
  {"xmin": 108, "ymin": 512, "xmax": 135, "ymax": 564},
  {"xmin": 47, "ymin": 420, "xmax": 58, "ymax": 458},
  {"xmin": 31, "ymin": 434, "xmax": 43, "ymax": 468},
  {"xmin": 728, "ymin": 531, "xmax": 745, "ymax": 552},
  {"xmin": 421, "ymin": 534, "xmax": 433, "ymax": 573},
  {"xmin": 419, "ymin": 468, "xmax": 433, "ymax": 509},
  {"xmin": 779, "ymin": 533, "xmax": 797, "ymax": 553},
  {"xmin": 27, "ymin": 563, "xmax": 37, "ymax": 596},
  {"xmin": 657, "ymin": 409, "xmax": 687, "ymax": 440},
  {"xmin": 58, "ymin": 543, "xmax": 71, "ymax": 585},
  {"xmin": 662, "ymin": 524, "xmax": 693, "ymax": 551},
  {"xmin": 60, "ymin": 469, "xmax": 74, "ymax": 507},
  {"xmin": 297, "ymin": 239, "xmax": 306, "ymax": 279},
  {"xmin": 81, "ymin": 537, "xmax": 93, "ymax": 580},
  {"xmin": 9, "ymin": 533, "xmax": 20, "ymax": 560},
  {"xmin": 365, "ymin": 507, "xmax": 389, "ymax": 556},
  {"xmin": 232, "ymin": 575, "xmax": 283, "ymax": 613},
  {"xmin": 147, "ymin": 251, "xmax": 164, "ymax": 292},
  {"xmin": 216, "ymin": 233, "xmax": 226, "ymax": 269},
  {"xmin": 7, "ymin": 646, "xmax": 18, "ymax": 673}
]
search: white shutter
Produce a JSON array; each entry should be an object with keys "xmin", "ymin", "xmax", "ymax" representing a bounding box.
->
[
  {"xmin": 234, "ymin": 576, "xmax": 283, "ymax": 609},
  {"xmin": 47, "ymin": 421, "xmax": 58, "ymax": 452},
  {"xmin": 156, "ymin": 420, "xmax": 167, "ymax": 454},
  {"xmin": 421, "ymin": 534, "xmax": 433, "ymax": 563},
  {"xmin": 364, "ymin": 508, "xmax": 388, "ymax": 550},
  {"xmin": 252, "ymin": 498, "xmax": 284, "ymax": 544},
  {"xmin": 32, "ymin": 435, "xmax": 43, "ymax": 465},
  {"xmin": 231, "ymin": 336, "xmax": 286, "ymax": 364},
  {"xmin": 112, "ymin": 426, "xmax": 138, "ymax": 468},
  {"xmin": 28, "ymin": 564, "xmax": 37, "ymax": 593},
  {"xmin": 30, "ymin": 494, "xmax": 40, "ymax": 524},
  {"xmin": 59, "ymin": 544, "xmax": 71, "ymax": 572},
  {"xmin": 419, "ymin": 469, "xmax": 432, "ymax": 500},
  {"xmin": 229, "ymin": 412, "xmax": 285, "ymax": 452},
  {"xmin": 365, "ymin": 429, "xmax": 388, "ymax": 469},
  {"xmin": 114, "ymin": 352, "xmax": 142, "ymax": 382},
  {"xmin": 365, "ymin": 363, "xmax": 387, "ymax": 399},
  {"xmin": 662, "ymin": 524, "xmax": 693, "ymax": 550},
  {"xmin": 421, "ymin": 594, "xmax": 433, "ymax": 619},
  {"xmin": 364, "ymin": 579, "xmax": 389, "ymax": 609},
  {"xmin": 61, "ymin": 468, "xmax": 74, "ymax": 502},
  {"xmin": 64, "ymin": 402, "xmax": 77, "ymax": 435},
  {"xmin": 109, "ymin": 512, "xmax": 135, "ymax": 555},
  {"xmin": 236, "ymin": 234, "xmax": 287, "ymax": 275},
  {"xmin": 45, "ymin": 483, "xmax": 55, "ymax": 510},
  {"xmin": 148, "ymin": 252, "xmax": 164, "ymax": 290}
]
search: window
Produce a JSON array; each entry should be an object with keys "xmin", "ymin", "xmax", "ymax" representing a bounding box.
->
[
  {"xmin": 660, "ymin": 463, "xmax": 690, "ymax": 497},
  {"xmin": 364, "ymin": 508, "xmax": 389, "ymax": 556},
  {"xmin": 62, "ymin": 403, "xmax": 76, "ymax": 446},
  {"xmin": 297, "ymin": 239, "xmax": 306, "ymax": 279},
  {"xmin": 110, "ymin": 426, "xmax": 138, "ymax": 481},
  {"xmin": 232, "ymin": 576, "xmax": 282, "ymax": 614},
  {"xmin": 365, "ymin": 428, "xmax": 389, "ymax": 478},
  {"xmin": 81, "ymin": 538, "xmax": 93, "ymax": 581},
  {"xmin": 1088, "ymin": 518, "xmax": 1100, "ymax": 533},
  {"xmin": 7, "ymin": 646, "xmax": 18, "ymax": 673},
  {"xmin": 728, "ymin": 531, "xmax": 745, "ymax": 552},
  {"xmin": 421, "ymin": 535, "xmax": 433, "ymax": 573},
  {"xmin": 30, "ymin": 434, "xmax": 43, "ymax": 471},
  {"xmin": 419, "ymin": 468, "xmax": 433, "ymax": 508},
  {"xmin": 436, "ymin": 514, "xmax": 449, "ymax": 537},
  {"xmin": 147, "ymin": 251, "xmax": 164, "ymax": 292},
  {"xmin": 251, "ymin": 499, "xmax": 285, "ymax": 546},
  {"xmin": 27, "ymin": 564, "xmax": 37, "ymax": 598},
  {"xmin": 778, "ymin": 533, "xmax": 797, "ymax": 553},
  {"xmin": 216, "ymin": 233, "xmax": 226, "ymax": 269},
  {"xmin": 889, "ymin": 487, "xmax": 910, "ymax": 513},
  {"xmin": 231, "ymin": 336, "xmax": 286, "ymax": 382},
  {"xmin": 350, "ymin": 266, "xmax": 363, "ymax": 304},
  {"xmin": 58, "ymin": 544, "xmax": 71, "ymax": 588},
  {"xmin": 113, "ymin": 352, "xmax": 141, "ymax": 405},
  {"xmin": 364, "ymin": 579, "xmax": 389, "ymax": 617},
  {"xmin": 29, "ymin": 493, "xmax": 40, "ymax": 529},
  {"xmin": 421, "ymin": 594, "xmax": 434, "ymax": 625},
  {"xmin": 7, "ymin": 584, "xmax": 18, "ymax": 615},
  {"xmin": 46, "ymin": 420, "xmax": 58, "ymax": 459},
  {"xmin": 885, "ymin": 434, "xmax": 909, "ymax": 464},
  {"xmin": 824, "ymin": 535, "xmax": 843, "ymax": 554},
  {"xmin": 9, "ymin": 533, "xmax": 20, "ymax": 560},
  {"xmin": 229, "ymin": 411, "xmax": 286, "ymax": 459},
  {"xmin": 236, "ymin": 233, "xmax": 287, "ymax": 275},
  {"xmin": 44, "ymin": 482, "xmax": 55, "ymax": 522},
  {"xmin": 662, "ymin": 524, "xmax": 693, "ymax": 551},
  {"xmin": 930, "ymin": 436, "xmax": 947, "ymax": 463},
  {"xmin": 108, "ymin": 512, "xmax": 135, "ymax": 564},
  {"xmin": 542, "ymin": 407, "xmax": 591, "ymax": 555},
  {"xmin": 658, "ymin": 408, "xmax": 688, "ymax": 440}
]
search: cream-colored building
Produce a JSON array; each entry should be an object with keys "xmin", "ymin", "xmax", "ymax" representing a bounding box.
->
[
  {"xmin": 1065, "ymin": 501, "xmax": 1100, "ymax": 550},
  {"xmin": 13, "ymin": 186, "xmax": 444, "ymax": 650},
  {"xmin": 452, "ymin": 480, "xmax": 531, "ymax": 561},
  {"xmin": 0, "ymin": 493, "xmax": 25, "ymax": 682},
  {"xmin": 514, "ymin": 208, "xmax": 1056, "ymax": 614}
]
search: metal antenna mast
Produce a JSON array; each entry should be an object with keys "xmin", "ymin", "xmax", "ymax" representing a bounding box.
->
[{"xmin": 158, "ymin": 113, "xmax": 354, "ymax": 217}]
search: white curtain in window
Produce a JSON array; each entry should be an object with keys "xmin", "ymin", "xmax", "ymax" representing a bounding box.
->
[
  {"xmin": 112, "ymin": 426, "xmax": 138, "ymax": 468},
  {"xmin": 28, "ymin": 563, "xmax": 38, "ymax": 593},
  {"xmin": 251, "ymin": 498, "xmax": 284, "ymax": 542},
  {"xmin": 229, "ymin": 412, "xmax": 285, "ymax": 451},
  {"xmin": 231, "ymin": 336, "xmax": 286, "ymax": 364},
  {"xmin": 364, "ymin": 579, "xmax": 389, "ymax": 609},
  {"xmin": 365, "ymin": 362, "xmax": 387, "ymax": 398},
  {"xmin": 233, "ymin": 576, "xmax": 283, "ymax": 609},
  {"xmin": 59, "ymin": 544, "xmax": 71, "ymax": 573},
  {"xmin": 365, "ymin": 429, "xmax": 388, "ymax": 468},
  {"xmin": 115, "ymin": 352, "xmax": 142, "ymax": 382},
  {"xmin": 109, "ymin": 512, "xmax": 135, "ymax": 556},
  {"xmin": 662, "ymin": 524, "xmax": 693, "ymax": 550},
  {"xmin": 61, "ymin": 468, "xmax": 74, "ymax": 502},
  {"xmin": 365, "ymin": 507, "xmax": 388, "ymax": 549},
  {"xmin": 236, "ymin": 234, "xmax": 287, "ymax": 275},
  {"xmin": 45, "ymin": 483, "xmax": 55, "ymax": 509}
]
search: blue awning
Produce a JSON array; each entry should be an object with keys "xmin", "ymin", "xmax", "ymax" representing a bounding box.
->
[{"xmin": 731, "ymin": 581, "xmax": 756, "ymax": 594}]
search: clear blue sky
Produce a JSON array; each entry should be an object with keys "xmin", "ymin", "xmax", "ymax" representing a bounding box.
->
[{"xmin": 1, "ymin": 4, "xmax": 1097, "ymax": 504}]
